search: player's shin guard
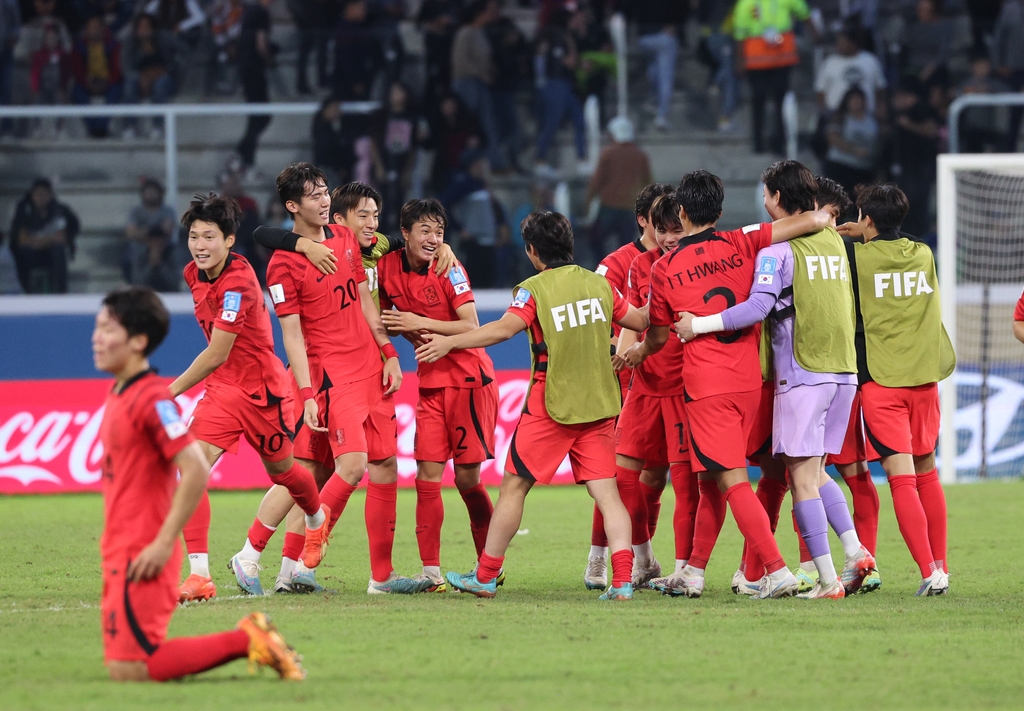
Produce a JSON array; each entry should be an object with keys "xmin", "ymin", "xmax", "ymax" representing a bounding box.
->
[
  {"xmin": 146, "ymin": 630, "xmax": 250, "ymax": 681},
  {"xmin": 640, "ymin": 480, "xmax": 664, "ymax": 540},
  {"xmin": 670, "ymin": 462, "xmax": 697, "ymax": 561},
  {"xmin": 320, "ymin": 476, "xmax": 357, "ymax": 531},
  {"xmin": 615, "ymin": 466, "xmax": 648, "ymax": 546},
  {"xmin": 844, "ymin": 471, "xmax": 879, "ymax": 556},
  {"xmin": 415, "ymin": 479, "xmax": 444, "ymax": 567},
  {"xmin": 743, "ymin": 476, "xmax": 788, "ymax": 579},
  {"xmin": 915, "ymin": 469, "xmax": 947, "ymax": 572},
  {"xmin": 366, "ymin": 482, "xmax": 398, "ymax": 582},
  {"xmin": 459, "ymin": 483, "xmax": 493, "ymax": 556},
  {"xmin": 688, "ymin": 479, "xmax": 727, "ymax": 570},
  {"xmin": 269, "ymin": 462, "xmax": 321, "ymax": 516},
  {"xmin": 888, "ymin": 475, "xmax": 935, "ymax": 578},
  {"xmin": 183, "ymin": 490, "xmax": 211, "ymax": 556},
  {"xmin": 610, "ymin": 549, "xmax": 634, "ymax": 588},
  {"xmin": 725, "ymin": 483, "xmax": 785, "ymax": 574},
  {"xmin": 591, "ymin": 505, "xmax": 608, "ymax": 548}
]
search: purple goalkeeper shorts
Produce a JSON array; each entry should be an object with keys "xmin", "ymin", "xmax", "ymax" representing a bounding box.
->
[{"xmin": 771, "ymin": 383, "xmax": 857, "ymax": 458}]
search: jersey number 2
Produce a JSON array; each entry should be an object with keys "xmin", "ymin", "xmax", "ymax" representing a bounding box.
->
[{"xmin": 702, "ymin": 287, "xmax": 742, "ymax": 344}]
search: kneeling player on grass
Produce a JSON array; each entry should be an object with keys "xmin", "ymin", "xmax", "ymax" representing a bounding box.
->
[
  {"xmin": 171, "ymin": 194, "xmax": 328, "ymax": 603},
  {"xmin": 378, "ymin": 199, "xmax": 497, "ymax": 592},
  {"xmin": 838, "ymin": 183, "xmax": 955, "ymax": 596},
  {"xmin": 93, "ymin": 287, "xmax": 303, "ymax": 681},
  {"xmin": 416, "ymin": 212, "xmax": 648, "ymax": 600}
]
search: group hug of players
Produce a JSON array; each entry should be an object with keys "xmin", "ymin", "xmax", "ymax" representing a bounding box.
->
[{"xmin": 92, "ymin": 158, "xmax": 954, "ymax": 682}]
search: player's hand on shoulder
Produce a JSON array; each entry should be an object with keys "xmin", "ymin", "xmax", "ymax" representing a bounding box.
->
[
  {"xmin": 415, "ymin": 332, "xmax": 452, "ymax": 363},
  {"xmin": 674, "ymin": 311, "xmax": 697, "ymax": 343},
  {"xmin": 128, "ymin": 537, "xmax": 175, "ymax": 582},
  {"xmin": 381, "ymin": 309, "xmax": 423, "ymax": 333},
  {"xmin": 433, "ymin": 243, "xmax": 457, "ymax": 275},
  {"xmin": 303, "ymin": 398, "xmax": 327, "ymax": 433},
  {"xmin": 298, "ymin": 238, "xmax": 338, "ymax": 275},
  {"xmin": 837, "ymin": 221, "xmax": 863, "ymax": 239}
]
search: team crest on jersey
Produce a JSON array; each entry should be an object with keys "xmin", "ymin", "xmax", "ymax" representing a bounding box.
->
[
  {"xmin": 335, "ymin": 428, "xmax": 346, "ymax": 446},
  {"xmin": 269, "ymin": 284, "xmax": 285, "ymax": 304},
  {"xmin": 221, "ymin": 291, "xmax": 242, "ymax": 322},
  {"xmin": 155, "ymin": 400, "xmax": 187, "ymax": 440},
  {"xmin": 512, "ymin": 288, "xmax": 531, "ymax": 308},
  {"xmin": 425, "ymin": 284, "xmax": 441, "ymax": 305}
]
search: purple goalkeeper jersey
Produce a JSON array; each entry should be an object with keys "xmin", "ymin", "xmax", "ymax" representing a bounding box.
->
[{"xmin": 720, "ymin": 241, "xmax": 857, "ymax": 394}]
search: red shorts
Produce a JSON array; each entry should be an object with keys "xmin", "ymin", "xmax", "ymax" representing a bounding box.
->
[
  {"xmin": 861, "ymin": 381, "xmax": 940, "ymax": 458},
  {"xmin": 504, "ymin": 380, "xmax": 616, "ymax": 485},
  {"xmin": 686, "ymin": 388, "xmax": 761, "ymax": 473},
  {"xmin": 293, "ymin": 375, "xmax": 397, "ymax": 465},
  {"xmin": 101, "ymin": 545, "xmax": 182, "ymax": 663},
  {"xmin": 826, "ymin": 389, "xmax": 878, "ymax": 466},
  {"xmin": 615, "ymin": 391, "xmax": 688, "ymax": 465},
  {"xmin": 414, "ymin": 382, "xmax": 498, "ymax": 464},
  {"xmin": 746, "ymin": 381, "xmax": 775, "ymax": 461},
  {"xmin": 189, "ymin": 385, "xmax": 297, "ymax": 463}
]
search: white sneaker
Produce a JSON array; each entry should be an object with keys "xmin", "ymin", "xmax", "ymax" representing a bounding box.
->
[
  {"xmin": 916, "ymin": 569, "xmax": 948, "ymax": 596},
  {"xmin": 417, "ymin": 567, "xmax": 447, "ymax": 593},
  {"xmin": 583, "ymin": 555, "xmax": 608, "ymax": 591},
  {"xmin": 731, "ymin": 568, "xmax": 760, "ymax": 596},
  {"xmin": 650, "ymin": 566, "xmax": 704, "ymax": 598},
  {"xmin": 796, "ymin": 577, "xmax": 845, "ymax": 599},
  {"xmin": 755, "ymin": 570, "xmax": 799, "ymax": 599},
  {"xmin": 632, "ymin": 557, "xmax": 662, "ymax": 587}
]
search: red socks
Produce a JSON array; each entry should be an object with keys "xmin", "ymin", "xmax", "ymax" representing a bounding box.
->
[
  {"xmin": 282, "ymin": 531, "xmax": 305, "ymax": 561},
  {"xmin": 415, "ymin": 479, "xmax": 444, "ymax": 567},
  {"xmin": 268, "ymin": 461, "xmax": 321, "ymax": 516},
  {"xmin": 888, "ymin": 475, "xmax": 935, "ymax": 577},
  {"xmin": 320, "ymin": 476, "xmax": 357, "ymax": 532},
  {"xmin": 844, "ymin": 472, "xmax": 880, "ymax": 555},
  {"xmin": 459, "ymin": 483, "xmax": 494, "ymax": 556},
  {"xmin": 916, "ymin": 469, "xmax": 947, "ymax": 572},
  {"xmin": 639, "ymin": 481, "xmax": 664, "ymax": 540},
  {"xmin": 477, "ymin": 551, "xmax": 504, "ymax": 583},
  {"xmin": 247, "ymin": 519, "xmax": 276, "ymax": 553},
  {"xmin": 688, "ymin": 479, "xmax": 727, "ymax": 569},
  {"xmin": 670, "ymin": 462, "xmax": 698, "ymax": 561},
  {"xmin": 615, "ymin": 466, "xmax": 649, "ymax": 545},
  {"xmin": 146, "ymin": 630, "xmax": 249, "ymax": 681},
  {"xmin": 725, "ymin": 482, "xmax": 785, "ymax": 574},
  {"xmin": 610, "ymin": 549, "xmax": 634, "ymax": 588},
  {"xmin": 366, "ymin": 482, "xmax": 397, "ymax": 582},
  {"xmin": 743, "ymin": 476, "xmax": 788, "ymax": 579},
  {"xmin": 182, "ymin": 489, "xmax": 211, "ymax": 556},
  {"xmin": 591, "ymin": 505, "xmax": 608, "ymax": 547}
]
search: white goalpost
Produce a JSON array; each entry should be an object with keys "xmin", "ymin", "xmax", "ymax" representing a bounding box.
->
[{"xmin": 937, "ymin": 154, "xmax": 1024, "ymax": 483}]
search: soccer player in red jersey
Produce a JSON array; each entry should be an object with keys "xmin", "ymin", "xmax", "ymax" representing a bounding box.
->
[
  {"xmin": 638, "ymin": 170, "xmax": 829, "ymax": 598},
  {"xmin": 417, "ymin": 212, "xmax": 649, "ymax": 600},
  {"xmin": 93, "ymin": 287, "xmax": 304, "ymax": 682},
  {"xmin": 263, "ymin": 164, "xmax": 429, "ymax": 595},
  {"xmin": 171, "ymin": 194, "xmax": 328, "ymax": 602},
  {"xmin": 584, "ymin": 182, "xmax": 674, "ymax": 586},
  {"xmin": 377, "ymin": 199, "xmax": 498, "ymax": 590},
  {"xmin": 614, "ymin": 194, "xmax": 695, "ymax": 589}
]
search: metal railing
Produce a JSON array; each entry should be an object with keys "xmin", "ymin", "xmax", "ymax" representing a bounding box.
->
[
  {"xmin": 948, "ymin": 93, "xmax": 1024, "ymax": 154},
  {"xmin": 0, "ymin": 101, "xmax": 379, "ymax": 210}
]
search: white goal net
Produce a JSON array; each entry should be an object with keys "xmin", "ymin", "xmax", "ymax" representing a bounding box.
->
[{"xmin": 938, "ymin": 154, "xmax": 1024, "ymax": 482}]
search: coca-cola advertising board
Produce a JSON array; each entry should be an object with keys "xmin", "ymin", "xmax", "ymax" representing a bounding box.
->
[{"xmin": 0, "ymin": 372, "xmax": 579, "ymax": 494}]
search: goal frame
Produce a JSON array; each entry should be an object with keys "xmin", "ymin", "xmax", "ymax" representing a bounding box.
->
[{"xmin": 936, "ymin": 153, "xmax": 1024, "ymax": 483}]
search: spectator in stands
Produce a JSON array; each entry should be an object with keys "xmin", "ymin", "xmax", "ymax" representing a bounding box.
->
[
  {"xmin": 14, "ymin": 0, "xmax": 70, "ymax": 66},
  {"xmin": 585, "ymin": 116, "xmax": 651, "ymax": 266},
  {"xmin": 439, "ymin": 147, "xmax": 498, "ymax": 288},
  {"xmin": 451, "ymin": 0, "xmax": 503, "ymax": 172},
  {"xmin": 333, "ymin": 0, "xmax": 380, "ymax": 101},
  {"xmin": 628, "ymin": 0, "xmax": 687, "ymax": 131},
  {"xmin": 509, "ymin": 180, "xmax": 553, "ymax": 281},
  {"xmin": 903, "ymin": 0, "xmax": 954, "ymax": 90},
  {"xmin": 312, "ymin": 96, "xmax": 355, "ymax": 188},
  {"xmin": 123, "ymin": 176, "xmax": 175, "ymax": 285},
  {"xmin": 136, "ymin": 224, "xmax": 180, "ymax": 291},
  {"xmin": 966, "ymin": 0, "xmax": 1001, "ymax": 54},
  {"xmin": 733, "ymin": 0, "xmax": 812, "ymax": 155},
  {"xmin": 426, "ymin": 91, "xmax": 482, "ymax": 194},
  {"xmin": 122, "ymin": 13, "xmax": 177, "ymax": 137},
  {"xmin": 76, "ymin": 0, "xmax": 134, "ymax": 35},
  {"xmin": 698, "ymin": 0, "xmax": 738, "ymax": 133},
  {"xmin": 824, "ymin": 87, "xmax": 879, "ymax": 197},
  {"xmin": 9, "ymin": 178, "xmax": 80, "ymax": 294},
  {"xmin": 29, "ymin": 24, "xmax": 70, "ymax": 110},
  {"xmin": 956, "ymin": 50, "xmax": 1009, "ymax": 154},
  {"xmin": 418, "ymin": 0, "xmax": 460, "ymax": 102},
  {"xmin": 265, "ymin": 194, "xmax": 293, "ymax": 230},
  {"xmin": 487, "ymin": 6, "xmax": 530, "ymax": 174},
  {"xmin": 815, "ymin": 23, "xmax": 886, "ymax": 118},
  {"xmin": 372, "ymin": 82, "xmax": 423, "ymax": 234},
  {"xmin": 142, "ymin": 0, "xmax": 205, "ymax": 47},
  {"xmin": 0, "ymin": 0, "xmax": 19, "ymax": 130},
  {"xmin": 490, "ymin": 193, "xmax": 513, "ymax": 287},
  {"xmin": 288, "ymin": 0, "xmax": 334, "ymax": 94},
  {"xmin": 534, "ymin": 7, "xmax": 585, "ymax": 176},
  {"xmin": 570, "ymin": 4, "xmax": 614, "ymax": 125},
  {"xmin": 891, "ymin": 77, "xmax": 940, "ymax": 237},
  {"xmin": 993, "ymin": 0, "xmax": 1024, "ymax": 151},
  {"xmin": 235, "ymin": 0, "xmax": 272, "ymax": 174},
  {"xmin": 208, "ymin": 0, "xmax": 244, "ymax": 94},
  {"xmin": 70, "ymin": 14, "xmax": 121, "ymax": 138},
  {"xmin": 217, "ymin": 170, "xmax": 262, "ymax": 271}
]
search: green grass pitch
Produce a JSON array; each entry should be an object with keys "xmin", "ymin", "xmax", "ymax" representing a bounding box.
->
[{"xmin": 2, "ymin": 481, "xmax": 1024, "ymax": 710}]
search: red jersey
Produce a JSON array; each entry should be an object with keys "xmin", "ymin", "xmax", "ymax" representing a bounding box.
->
[
  {"xmin": 100, "ymin": 370, "xmax": 193, "ymax": 560},
  {"xmin": 649, "ymin": 223, "xmax": 773, "ymax": 401},
  {"xmin": 377, "ymin": 252, "xmax": 495, "ymax": 389},
  {"xmin": 1015, "ymin": 289, "xmax": 1024, "ymax": 321},
  {"xmin": 596, "ymin": 238, "xmax": 646, "ymax": 339},
  {"xmin": 184, "ymin": 254, "xmax": 291, "ymax": 402},
  {"xmin": 627, "ymin": 248, "xmax": 684, "ymax": 396},
  {"xmin": 266, "ymin": 224, "xmax": 382, "ymax": 389}
]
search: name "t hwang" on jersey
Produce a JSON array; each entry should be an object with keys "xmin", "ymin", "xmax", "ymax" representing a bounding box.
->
[
  {"xmin": 874, "ymin": 271, "xmax": 934, "ymax": 298},
  {"xmin": 805, "ymin": 256, "xmax": 848, "ymax": 281},
  {"xmin": 551, "ymin": 299, "xmax": 607, "ymax": 332}
]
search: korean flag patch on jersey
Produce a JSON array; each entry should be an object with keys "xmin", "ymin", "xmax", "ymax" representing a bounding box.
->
[
  {"xmin": 511, "ymin": 288, "xmax": 531, "ymax": 309},
  {"xmin": 155, "ymin": 400, "xmax": 187, "ymax": 440},
  {"xmin": 221, "ymin": 291, "xmax": 242, "ymax": 322},
  {"xmin": 449, "ymin": 265, "xmax": 471, "ymax": 294},
  {"xmin": 756, "ymin": 256, "xmax": 777, "ymax": 285}
]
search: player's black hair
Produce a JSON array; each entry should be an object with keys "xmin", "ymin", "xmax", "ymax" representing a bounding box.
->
[
  {"xmin": 276, "ymin": 162, "xmax": 328, "ymax": 211},
  {"xmin": 634, "ymin": 183, "xmax": 675, "ymax": 234},
  {"xmin": 761, "ymin": 160, "xmax": 817, "ymax": 215},
  {"xmin": 101, "ymin": 287, "xmax": 170, "ymax": 356},
  {"xmin": 331, "ymin": 182, "xmax": 381, "ymax": 220},
  {"xmin": 856, "ymin": 183, "xmax": 910, "ymax": 233},
  {"xmin": 675, "ymin": 170, "xmax": 724, "ymax": 226},
  {"xmin": 400, "ymin": 198, "xmax": 448, "ymax": 232},
  {"xmin": 649, "ymin": 194, "xmax": 682, "ymax": 232},
  {"xmin": 180, "ymin": 192, "xmax": 241, "ymax": 237},
  {"xmin": 521, "ymin": 211, "xmax": 573, "ymax": 265},
  {"xmin": 814, "ymin": 176, "xmax": 852, "ymax": 217}
]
